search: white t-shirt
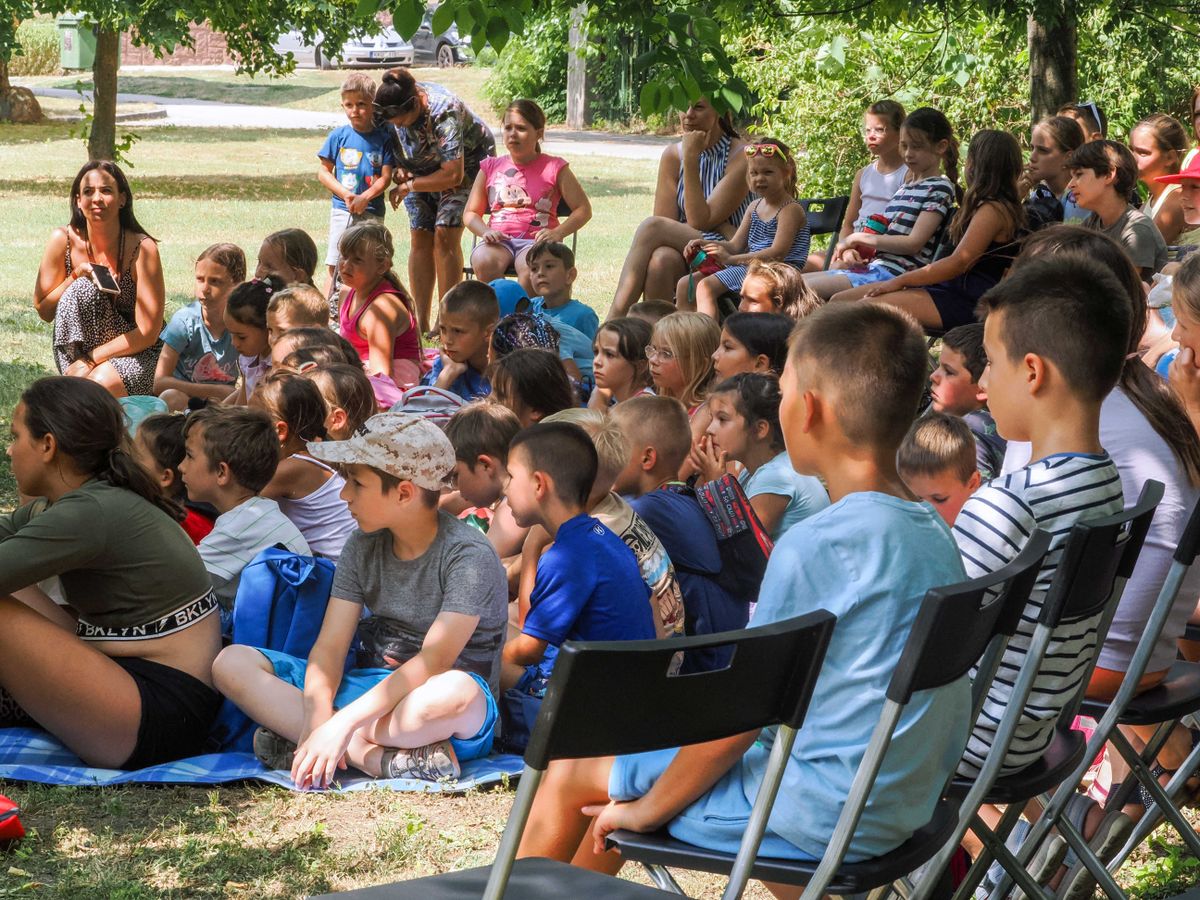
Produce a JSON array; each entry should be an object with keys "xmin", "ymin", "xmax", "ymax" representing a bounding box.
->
[
  {"xmin": 1001, "ymin": 388, "xmax": 1200, "ymax": 674},
  {"xmin": 198, "ymin": 496, "xmax": 310, "ymax": 610}
]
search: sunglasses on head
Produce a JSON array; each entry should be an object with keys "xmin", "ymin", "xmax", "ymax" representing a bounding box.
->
[
  {"xmin": 374, "ymin": 96, "xmax": 418, "ymax": 120},
  {"xmin": 745, "ymin": 143, "xmax": 788, "ymax": 161}
]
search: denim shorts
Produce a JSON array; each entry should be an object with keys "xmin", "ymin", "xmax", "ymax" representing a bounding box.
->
[
  {"xmin": 609, "ymin": 746, "xmax": 815, "ymax": 860},
  {"xmin": 256, "ymin": 648, "xmax": 498, "ymax": 762},
  {"xmin": 840, "ymin": 264, "xmax": 896, "ymax": 288},
  {"xmin": 470, "ymin": 236, "xmax": 536, "ymax": 270},
  {"xmin": 404, "ymin": 187, "xmax": 472, "ymax": 232},
  {"xmin": 326, "ymin": 207, "xmax": 383, "ymax": 266}
]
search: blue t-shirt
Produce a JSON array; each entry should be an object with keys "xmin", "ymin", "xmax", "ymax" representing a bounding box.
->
[
  {"xmin": 543, "ymin": 314, "xmax": 594, "ymax": 379},
  {"xmin": 318, "ymin": 124, "xmax": 396, "ymax": 216},
  {"xmin": 738, "ymin": 451, "xmax": 830, "ymax": 541},
  {"xmin": 421, "ymin": 356, "xmax": 491, "ymax": 401},
  {"xmin": 160, "ymin": 302, "xmax": 240, "ymax": 386},
  {"xmin": 523, "ymin": 514, "xmax": 654, "ymax": 666},
  {"xmin": 530, "ymin": 296, "xmax": 600, "ymax": 341},
  {"xmin": 738, "ymin": 492, "xmax": 972, "ymax": 861},
  {"xmin": 630, "ymin": 487, "xmax": 747, "ymax": 672}
]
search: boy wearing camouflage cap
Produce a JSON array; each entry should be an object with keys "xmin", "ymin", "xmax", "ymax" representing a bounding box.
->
[{"xmin": 213, "ymin": 412, "xmax": 507, "ymax": 787}]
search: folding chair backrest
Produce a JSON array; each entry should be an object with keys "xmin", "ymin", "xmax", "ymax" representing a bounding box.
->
[
  {"xmin": 1039, "ymin": 480, "xmax": 1163, "ymax": 628},
  {"xmin": 524, "ymin": 612, "xmax": 837, "ymax": 770},
  {"xmin": 800, "ymin": 196, "xmax": 849, "ymax": 237},
  {"xmin": 888, "ymin": 530, "xmax": 1051, "ymax": 705}
]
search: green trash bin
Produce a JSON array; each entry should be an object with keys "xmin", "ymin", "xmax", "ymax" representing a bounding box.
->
[{"xmin": 57, "ymin": 13, "xmax": 97, "ymax": 70}]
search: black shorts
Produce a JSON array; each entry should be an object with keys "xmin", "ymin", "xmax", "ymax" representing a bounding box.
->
[{"xmin": 115, "ymin": 657, "xmax": 222, "ymax": 770}]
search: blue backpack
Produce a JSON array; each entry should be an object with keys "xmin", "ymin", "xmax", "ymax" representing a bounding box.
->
[{"xmin": 209, "ymin": 547, "xmax": 342, "ymax": 752}]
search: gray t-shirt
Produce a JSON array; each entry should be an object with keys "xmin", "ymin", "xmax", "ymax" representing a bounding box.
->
[
  {"xmin": 333, "ymin": 511, "xmax": 508, "ymax": 697},
  {"xmin": 1085, "ymin": 205, "xmax": 1168, "ymax": 275}
]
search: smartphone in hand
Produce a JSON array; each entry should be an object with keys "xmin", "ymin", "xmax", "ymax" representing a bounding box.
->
[{"xmin": 90, "ymin": 264, "xmax": 120, "ymax": 295}]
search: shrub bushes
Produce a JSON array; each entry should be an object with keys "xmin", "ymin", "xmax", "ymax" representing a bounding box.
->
[{"xmin": 10, "ymin": 19, "xmax": 59, "ymax": 77}]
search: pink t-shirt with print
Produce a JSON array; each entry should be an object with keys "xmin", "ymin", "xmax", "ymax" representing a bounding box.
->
[{"xmin": 479, "ymin": 153, "xmax": 568, "ymax": 239}]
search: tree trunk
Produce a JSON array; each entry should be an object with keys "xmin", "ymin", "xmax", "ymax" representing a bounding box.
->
[
  {"xmin": 0, "ymin": 53, "xmax": 44, "ymax": 123},
  {"xmin": 566, "ymin": 4, "xmax": 591, "ymax": 130},
  {"xmin": 88, "ymin": 28, "xmax": 119, "ymax": 160},
  {"xmin": 1027, "ymin": 5, "xmax": 1077, "ymax": 124}
]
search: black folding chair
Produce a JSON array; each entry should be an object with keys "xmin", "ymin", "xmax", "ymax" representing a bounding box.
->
[
  {"xmin": 609, "ymin": 532, "xmax": 1052, "ymax": 900},
  {"xmin": 462, "ymin": 197, "xmax": 577, "ymax": 281},
  {"xmin": 1068, "ymin": 496, "xmax": 1200, "ymax": 879},
  {"xmin": 799, "ymin": 196, "xmax": 850, "ymax": 270},
  {"xmin": 312, "ymin": 612, "xmax": 837, "ymax": 900},
  {"xmin": 945, "ymin": 481, "xmax": 1163, "ymax": 900}
]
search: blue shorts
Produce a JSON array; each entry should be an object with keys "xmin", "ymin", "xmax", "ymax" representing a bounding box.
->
[
  {"xmin": 609, "ymin": 746, "xmax": 815, "ymax": 860},
  {"xmin": 256, "ymin": 648, "xmax": 498, "ymax": 762},
  {"xmin": 840, "ymin": 264, "xmax": 896, "ymax": 288}
]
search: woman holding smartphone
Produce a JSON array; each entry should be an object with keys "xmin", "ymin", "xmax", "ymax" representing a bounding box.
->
[{"xmin": 34, "ymin": 160, "xmax": 165, "ymax": 397}]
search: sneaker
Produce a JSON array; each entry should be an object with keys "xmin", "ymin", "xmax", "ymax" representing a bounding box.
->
[
  {"xmin": 380, "ymin": 740, "xmax": 461, "ymax": 781},
  {"xmin": 252, "ymin": 726, "xmax": 297, "ymax": 771}
]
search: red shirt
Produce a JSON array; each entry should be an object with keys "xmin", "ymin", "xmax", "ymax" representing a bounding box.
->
[{"xmin": 181, "ymin": 507, "xmax": 216, "ymax": 545}]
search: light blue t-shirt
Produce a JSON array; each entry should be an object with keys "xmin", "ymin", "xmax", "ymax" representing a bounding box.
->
[
  {"xmin": 738, "ymin": 451, "xmax": 830, "ymax": 540},
  {"xmin": 530, "ymin": 296, "xmax": 600, "ymax": 341},
  {"xmin": 737, "ymin": 492, "xmax": 972, "ymax": 862},
  {"xmin": 318, "ymin": 124, "xmax": 396, "ymax": 217},
  {"xmin": 160, "ymin": 302, "xmax": 239, "ymax": 386}
]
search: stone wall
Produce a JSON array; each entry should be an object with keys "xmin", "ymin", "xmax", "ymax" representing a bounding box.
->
[{"xmin": 120, "ymin": 23, "xmax": 232, "ymax": 66}]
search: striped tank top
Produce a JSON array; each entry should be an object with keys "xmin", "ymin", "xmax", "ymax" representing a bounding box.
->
[
  {"xmin": 675, "ymin": 134, "xmax": 753, "ymax": 240},
  {"xmin": 745, "ymin": 199, "xmax": 811, "ymax": 265}
]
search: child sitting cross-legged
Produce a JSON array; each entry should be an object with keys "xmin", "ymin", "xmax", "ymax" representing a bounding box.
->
[
  {"xmin": 612, "ymin": 395, "xmax": 748, "ymax": 672},
  {"xmin": 500, "ymin": 422, "xmax": 656, "ymax": 703},
  {"xmin": 250, "ymin": 370, "xmax": 356, "ymax": 561},
  {"xmin": 897, "ymin": 412, "xmax": 981, "ymax": 525},
  {"xmin": 179, "ymin": 407, "xmax": 310, "ymax": 618},
  {"xmin": 423, "ymin": 281, "xmax": 501, "ymax": 401},
  {"xmin": 213, "ymin": 412, "xmax": 508, "ymax": 786},
  {"xmin": 515, "ymin": 301, "xmax": 973, "ymax": 878},
  {"xmin": 526, "ymin": 241, "xmax": 600, "ymax": 341},
  {"xmin": 445, "ymin": 401, "xmax": 525, "ymax": 559},
  {"xmin": 929, "ymin": 323, "xmax": 1006, "ymax": 480}
]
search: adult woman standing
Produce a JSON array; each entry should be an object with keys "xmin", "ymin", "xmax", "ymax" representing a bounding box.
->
[
  {"xmin": 374, "ymin": 67, "xmax": 495, "ymax": 334},
  {"xmin": 608, "ymin": 99, "xmax": 752, "ymax": 319},
  {"xmin": 34, "ymin": 161, "xmax": 165, "ymax": 398}
]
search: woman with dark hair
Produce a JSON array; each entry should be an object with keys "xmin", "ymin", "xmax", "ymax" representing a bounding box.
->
[
  {"xmin": 0, "ymin": 377, "xmax": 221, "ymax": 768},
  {"xmin": 33, "ymin": 160, "xmax": 165, "ymax": 398},
  {"xmin": 373, "ymin": 67, "xmax": 496, "ymax": 334},
  {"xmin": 608, "ymin": 98, "xmax": 752, "ymax": 318}
]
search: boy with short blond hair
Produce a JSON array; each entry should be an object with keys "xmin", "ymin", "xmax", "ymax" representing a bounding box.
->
[
  {"xmin": 517, "ymin": 302, "xmax": 972, "ymax": 873},
  {"xmin": 898, "ymin": 412, "xmax": 981, "ymax": 525},
  {"xmin": 318, "ymin": 72, "xmax": 396, "ymax": 296},
  {"xmin": 424, "ymin": 281, "xmax": 501, "ymax": 401},
  {"xmin": 267, "ymin": 284, "xmax": 331, "ymax": 345},
  {"xmin": 179, "ymin": 406, "xmax": 310, "ymax": 613},
  {"xmin": 212, "ymin": 412, "xmax": 507, "ymax": 786},
  {"xmin": 954, "ymin": 256, "xmax": 1128, "ymax": 779}
]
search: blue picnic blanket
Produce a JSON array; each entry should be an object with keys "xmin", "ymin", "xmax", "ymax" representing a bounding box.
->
[{"xmin": 0, "ymin": 727, "xmax": 523, "ymax": 793}]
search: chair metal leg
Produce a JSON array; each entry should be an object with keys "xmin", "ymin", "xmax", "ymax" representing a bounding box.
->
[
  {"xmin": 1106, "ymin": 728, "xmax": 1200, "ymax": 859},
  {"xmin": 1108, "ymin": 735, "xmax": 1200, "ymax": 871},
  {"xmin": 976, "ymin": 810, "xmax": 1054, "ymax": 900},
  {"xmin": 727, "ymin": 725, "xmax": 799, "ymax": 900},
  {"xmin": 482, "ymin": 765, "xmax": 543, "ymax": 900},
  {"xmin": 1050, "ymin": 800, "xmax": 1127, "ymax": 900},
  {"xmin": 642, "ymin": 862, "xmax": 686, "ymax": 894}
]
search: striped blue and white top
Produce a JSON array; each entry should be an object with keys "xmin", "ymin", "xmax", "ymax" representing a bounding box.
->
[
  {"xmin": 675, "ymin": 134, "xmax": 754, "ymax": 240},
  {"xmin": 952, "ymin": 452, "xmax": 1124, "ymax": 778},
  {"xmin": 873, "ymin": 175, "xmax": 956, "ymax": 276},
  {"xmin": 744, "ymin": 199, "xmax": 811, "ymax": 264}
]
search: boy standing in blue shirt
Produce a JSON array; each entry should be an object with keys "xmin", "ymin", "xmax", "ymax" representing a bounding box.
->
[
  {"xmin": 516, "ymin": 302, "xmax": 973, "ymax": 879},
  {"xmin": 501, "ymin": 422, "xmax": 654, "ymax": 695},
  {"xmin": 318, "ymin": 72, "xmax": 396, "ymax": 297},
  {"xmin": 527, "ymin": 242, "xmax": 599, "ymax": 341}
]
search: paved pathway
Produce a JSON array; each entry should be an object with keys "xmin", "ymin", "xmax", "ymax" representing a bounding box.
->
[{"xmin": 25, "ymin": 85, "xmax": 672, "ymax": 160}]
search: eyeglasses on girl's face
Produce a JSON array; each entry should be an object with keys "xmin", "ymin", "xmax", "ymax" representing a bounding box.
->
[{"xmin": 644, "ymin": 345, "xmax": 675, "ymax": 361}]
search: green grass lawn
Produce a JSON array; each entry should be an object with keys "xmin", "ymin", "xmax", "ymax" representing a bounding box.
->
[{"xmin": 21, "ymin": 64, "xmax": 498, "ymax": 125}]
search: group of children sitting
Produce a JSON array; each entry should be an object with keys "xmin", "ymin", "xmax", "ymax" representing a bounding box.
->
[{"xmin": 8, "ymin": 83, "xmax": 1200, "ymax": 900}]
